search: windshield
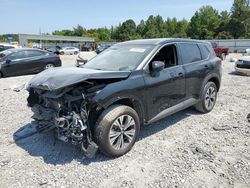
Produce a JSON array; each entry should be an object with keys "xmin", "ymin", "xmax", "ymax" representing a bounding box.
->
[{"xmin": 84, "ymin": 44, "xmax": 154, "ymax": 71}]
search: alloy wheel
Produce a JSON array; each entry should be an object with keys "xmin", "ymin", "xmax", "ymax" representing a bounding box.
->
[
  {"xmin": 205, "ymin": 86, "xmax": 216, "ymax": 110},
  {"xmin": 45, "ymin": 64, "xmax": 55, "ymax": 69},
  {"xmin": 109, "ymin": 115, "xmax": 136, "ymax": 150}
]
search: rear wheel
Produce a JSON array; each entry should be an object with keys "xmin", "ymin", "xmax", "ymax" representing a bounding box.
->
[
  {"xmin": 195, "ymin": 82, "xmax": 217, "ymax": 113},
  {"xmin": 74, "ymin": 51, "xmax": 78, "ymax": 55},
  {"xmin": 94, "ymin": 105, "xmax": 140, "ymax": 157},
  {"xmin": 60, "ymin": 51, "xmax": 64, "ymax": 55},
  {"xmin": 0, "ymin": 72, "xmax": 3, "ymax": 78},
  {"xmin": 45, "ymin": 64, "xmax": 55, "ymax": 69}
]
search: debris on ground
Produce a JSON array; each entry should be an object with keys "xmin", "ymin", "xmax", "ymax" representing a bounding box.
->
[
  {"xmin": 212, "ymin": 125, "xmax": 232, "ymax": 131},
  {"xmin": 189, "ymin": 144, "xmax": 215, "ymax": 162},
  {"xmin": 3, "ymin": 84, "xmax": 25, "ymax": 92}
]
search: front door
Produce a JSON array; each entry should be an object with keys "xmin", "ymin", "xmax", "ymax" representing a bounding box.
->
[
  {"xmin": 143, "ymin": 44, "xmax": 186, "ymax": 121},
  {"xmin": 2, "ymin": 51, "xmax": 27, "ymax": 76}
]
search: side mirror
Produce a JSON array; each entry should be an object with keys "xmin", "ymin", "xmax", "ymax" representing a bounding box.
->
[
  {"xmin": 5, "ymin": 58, "xmax": 11, "ymax": 64},
  {"xmin": 151, "ymin": 61, "xmax": 165, "ymax": 73}
]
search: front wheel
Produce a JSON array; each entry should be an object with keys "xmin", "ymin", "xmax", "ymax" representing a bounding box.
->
[
  {"xmin": 195, "ymin": 82, "xmax": 217, "ymax": 113},
  {"xmin": 94, "ymin": 105, "xmax": 140, "ymax": 157}
]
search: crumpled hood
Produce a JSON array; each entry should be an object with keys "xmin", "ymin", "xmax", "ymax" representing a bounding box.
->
[{"xmin": 27, "ymin": 67, "xmax": 131, "ymax": 91}]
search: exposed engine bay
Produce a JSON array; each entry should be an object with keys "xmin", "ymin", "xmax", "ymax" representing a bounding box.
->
[{"xmin": 27, "ymin": 81, "xmax": 108, "ymax": 158}]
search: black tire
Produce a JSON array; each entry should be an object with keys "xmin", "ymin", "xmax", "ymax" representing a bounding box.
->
[
  {"xmin": 74, "ymin": 51, "xmax": 78, "ymax": 55},
  {"xmin": 44, "ymin": 64, "xmax": 55, "ymax": 70},
  {"xmin": 195, "ymin": 82, "xmax": 217, "ymax": 113},
  {"xmin": 94, "ymin": 105, "xmax": 140, "ymax": 157},
  {"xmin": 60, "ymin": 51, "xmax": 64, "ymax": 55},
  {"xmin": 0, "ymin": 72, "xmax": 3, "ymax": 78}
]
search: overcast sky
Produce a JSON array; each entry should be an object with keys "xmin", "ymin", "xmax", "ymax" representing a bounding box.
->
[{"xmin": 1, "ymin": 0, "xmax": 234, "ymax": 34}]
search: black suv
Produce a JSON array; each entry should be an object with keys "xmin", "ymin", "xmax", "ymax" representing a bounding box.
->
[{"xmin": 26, "ymin": 39, "xmax": 222, "ymax": 157}]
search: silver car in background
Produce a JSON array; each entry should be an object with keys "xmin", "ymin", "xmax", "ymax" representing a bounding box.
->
[{"xmin": 59, "ymin": 47, "xmax": 79, "ymax": 55}]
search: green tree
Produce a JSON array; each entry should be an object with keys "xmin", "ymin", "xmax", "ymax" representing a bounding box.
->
[
  {"xmin": 136, "ymin": 20, "xmax": 146, "ymax": 38},
  {"xmin": 115, "ymin": 19, "xmax": 137, "ymax": 41},
  {"xmin": 52, "ymin": 29, "xmax": 74, "ymax": 36},
  {"xmin": 188, "ymin": 6, "xmax": 220, "ymax": 39},
  {"xmin": 97, "ymin": 28, "xmax": 111, "ymax": 41},
  {"xmin": 73, "ymin": 25, "xmax": 86, "ymax": 36},
  {"xmin": 230, "ymin": 0, "xmax": 250, "ymax": 38},
  {"xmin": 143, "ymin": 15, "xmax": 168, "ymax": 38}
]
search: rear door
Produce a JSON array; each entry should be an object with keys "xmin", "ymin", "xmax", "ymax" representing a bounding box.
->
[
  {"xmin": 178, "ymin": 43, "xmax": 211, "ymax": 99},
  {"xmin": 25, "ymin": 50, "xmax": 47, "ymax": 73}
]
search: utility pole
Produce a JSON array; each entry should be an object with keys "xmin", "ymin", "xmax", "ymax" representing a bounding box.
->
[{"xmin": 39, "ymin": 27, "xmax": 42, "ymax": 49}]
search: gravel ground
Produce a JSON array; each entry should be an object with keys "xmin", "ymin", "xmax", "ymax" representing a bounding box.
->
[{"xmin": 0, "ymin": 54, "xmax": 249, "ymax": 188}]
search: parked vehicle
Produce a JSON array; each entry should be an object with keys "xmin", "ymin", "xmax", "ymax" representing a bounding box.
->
[
  {"xmin": 75, "ymin": 53, "xmax": 88, "ymax": 67},
  {"xmin": 210, "ymin": 42, "xmax": 229, "ymax": 60},
  {"xmin": 47, "ymin": 46, "xmax": 61, "ymax": 55},
  {"xmin": 0, "ymin": 44, "xmax": 18, "ymax": 52},
  {"xmin": 0, "ymin": 48, "xmax": 61, "ymax": 78},
  {"xmin": 59, "ymin": 47, "xmax": 79, "ymax": 55},
  {"xmin": 96, "ymin": 44, "xmax": 112, "ymax": 54},
  {"xmin": 26, "ymin": 39, "xmax": 222, "ymax": 157},
  {"xmin": 83, "ymin": 44, "xmax": 93, "ymax": 51},
  {"xmin": 235, "ymin": 56, "xmax": 250, "ymax": 76}
]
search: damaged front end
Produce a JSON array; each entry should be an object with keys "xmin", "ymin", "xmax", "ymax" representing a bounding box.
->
[
  {"xmin": 27, "ymin": 83, "xmax": 104, "ymax": 158},
  {"xmin": 25, "ymin": 67, "xmax": 131, "ymax": 157}
]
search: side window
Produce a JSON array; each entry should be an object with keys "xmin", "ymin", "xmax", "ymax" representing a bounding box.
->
[
  {"xmin": 179, "ymin": 43, "xmax": 201, "ymax": 64},
  {"xmin": 27, "ymin": 50, "xmax": 45, "ymax": 57},
  {"xmin": 150, "ymin": 44, "xmax": 178, "ymax": 69},
  {"xmin": 198, "ymin": 44, "xmax": 210, "ymax": 60},
  {"xmin": 5, "ymin": 46, "xmax": 15, "ymax": 50},
  {"xmin": 9, "ymin": 51, "xmax": 27, "ymax": 60}
]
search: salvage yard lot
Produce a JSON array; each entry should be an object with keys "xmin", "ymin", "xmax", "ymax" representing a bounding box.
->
[{"xmin": 0, "ymin": 54, "xmax": 249, "ymax": 187}]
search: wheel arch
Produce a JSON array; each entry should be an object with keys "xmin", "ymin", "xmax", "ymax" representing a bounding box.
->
[
  {"xmin": 199, "ymin": 73, "xmax": 221, "ymax": 99},
  {"xmin": 208, "ymin": 76, "xmax": 220, "ymax": 91},
  {"xmin": 102, "ymin": 97, "xmax": 145, "ymax": 126}
]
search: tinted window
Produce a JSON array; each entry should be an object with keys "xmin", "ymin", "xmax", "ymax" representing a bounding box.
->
[
  {"xmin": 5, "ymin": 46, "xmax": 15, "ymax": 50},
  {"xmin": 151, "ymin": 45, "xmax": 178, "ymax": 68},
  {"xmin": 199, "ymin": 44, "xmax": 210, "ymax": 60},
  {"xmin": 9, "ymin": 51, "xmax": 27, "ymax": 60},
  {"xmin": 180, "ymin": 43, "xmax": 201, "ymax": 64},
  {"xmin": 27, "ymin": 50, "xmax": 46, "ymax": 57}
]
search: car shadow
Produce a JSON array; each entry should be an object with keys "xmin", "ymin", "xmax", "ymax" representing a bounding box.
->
[
  {"xmin": 13, "ymin": 108, "xmax": 200, "ymax": 165},
  {"xmin": 228, "ymin": 71, "xmax": 247, "ymax": 76}
]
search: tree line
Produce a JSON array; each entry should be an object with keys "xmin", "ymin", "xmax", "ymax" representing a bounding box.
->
[{"xmin": 1, "ymin": 0, "xmax": 249, "ymax": 42}]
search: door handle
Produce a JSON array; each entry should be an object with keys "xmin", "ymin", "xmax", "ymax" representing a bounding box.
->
[{"xmin": 204, "ymin": 65, "xmax": 209, "ymax": 69}]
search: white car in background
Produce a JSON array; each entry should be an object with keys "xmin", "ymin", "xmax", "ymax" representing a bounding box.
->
[
  {"xmin": 59, "ymin": 47, "xmax": 79, "ymax": 55},
  {"xmin": 0, "ymin": 43, "xmax": 19, "ymax": 52}
]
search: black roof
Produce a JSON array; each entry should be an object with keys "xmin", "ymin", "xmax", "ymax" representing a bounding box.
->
[{"xmin": 116, "ymin": 38, "xmax": 210, "ymax": 46}]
